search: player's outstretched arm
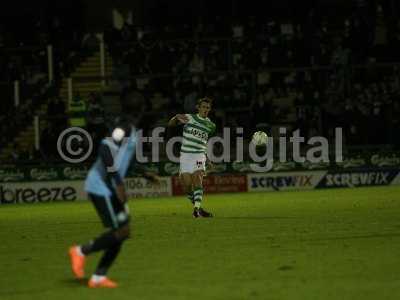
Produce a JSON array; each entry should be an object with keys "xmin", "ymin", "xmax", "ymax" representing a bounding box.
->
[{"xmin": 168, "ymin": 114, "xmax": 189, "ymax": 126}]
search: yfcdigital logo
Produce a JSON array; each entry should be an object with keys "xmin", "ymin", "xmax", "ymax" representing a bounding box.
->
[
  {"xmin": 56, "ymin": 126, "xmax": 344, "ymax": 173},
  {"xmin": 0, "ymin": 185, "xmax": 77, "ymax": 204}
]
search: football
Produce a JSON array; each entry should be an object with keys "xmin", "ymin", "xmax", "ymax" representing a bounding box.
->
[{"xmin": 251, "ymin": 131, "xmax": 268, "ymax": 146}]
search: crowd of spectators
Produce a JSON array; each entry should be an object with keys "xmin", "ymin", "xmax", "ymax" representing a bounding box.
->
[
  {"xmin": 105, "ymin": 2, "xmax": 400, "ymax": 150},
  {"xmin": 0, "ymin": 9, "xmax": 94, "ymax": 162},
  {"xmin": 3, "ymin": 1, "xmax": 400, "ymax": 164},
  {"xmin": 106, "ymin": 3, "xmax": 400, "ymax": 74},
  {"xmin": 34, "ymin": 92, "xmax": 107, "ymax": 161}
]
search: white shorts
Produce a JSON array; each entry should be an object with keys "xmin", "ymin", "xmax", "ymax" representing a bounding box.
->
[{"xmin": 180, "ymin": 152, "xmax": 206, "ymax": 174}]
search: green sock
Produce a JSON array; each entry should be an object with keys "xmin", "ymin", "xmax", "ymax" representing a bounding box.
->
[
  {"xmin": 193, "ymin": 187, "xmax": 203, "ymax": 208},
  {"xmin": 187, "ymin": 191, "xmax": 194, "ymax": 204}
]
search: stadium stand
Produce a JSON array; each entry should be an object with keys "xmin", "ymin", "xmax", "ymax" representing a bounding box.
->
[{"xmin": 1, "ymin": 1, "xmax": 400, "ymax": 164}]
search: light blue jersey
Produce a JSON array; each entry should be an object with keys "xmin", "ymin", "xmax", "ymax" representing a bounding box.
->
[{"xmin": 84, "ymin": 130, "xmax": 137, "ymax": 197}]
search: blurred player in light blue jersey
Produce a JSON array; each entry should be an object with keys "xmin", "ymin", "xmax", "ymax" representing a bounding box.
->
[{"xmin": 68, "ymin": 118, "xmax": 159, "ymax": 288}]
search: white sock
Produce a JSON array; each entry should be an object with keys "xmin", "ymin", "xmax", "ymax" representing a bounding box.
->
[
  {"xmin": 76, "ymin": 246, "xmax": 84, "ymax": 257},
  {"xmin": 91, "ymin": 274, "xmax": 106, "ymax": 283}
]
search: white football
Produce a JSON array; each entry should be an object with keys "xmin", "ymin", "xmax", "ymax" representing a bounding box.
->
[
  {"xmin": 252, "ymin": 131, "xmax": 268, "ymax": 146},
  {"xmin": 112, "ymin": 127, "xmax": 125, "ymax": 142}
]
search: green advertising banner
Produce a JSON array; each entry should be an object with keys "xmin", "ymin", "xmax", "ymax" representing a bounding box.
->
[{"xmin": 1, "ymin": 152, "xmax": 399, "ymax": 182}]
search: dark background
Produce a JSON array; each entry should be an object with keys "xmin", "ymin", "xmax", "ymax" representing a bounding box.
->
[{"xmin": 1, "ymin": 0, "xmax": 399, "ymax": 165}]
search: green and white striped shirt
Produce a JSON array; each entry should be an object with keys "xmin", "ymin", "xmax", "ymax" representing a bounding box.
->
[{"xmin": 181, "ymin": 114, "xmax": 216, "ymax": 154}]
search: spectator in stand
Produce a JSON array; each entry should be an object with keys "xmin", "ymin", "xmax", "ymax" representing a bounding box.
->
[
  {"xmin": 47, "ymin": 97, "xmax": 67, "ymax": 126},
  {"xmin": 10, "ymin": 143, "xmax": 20, "ymax": 162},
  {"xmin": 40, "ymin": 123, "xmax": 58, "ymax": 160},
  {"xmin": 251, "ymin": 90, "xmax": 272, "ymax": 130},
  {"xmin": 174, "ymin": 53, "xmax": 190, "ymax": 74},
  {"xmin": 69, "ymin": 92, "xmax": 87, "ymax": 128},
  {"xmin": 183, "ymin": 89, "xmax": 198, "ymax": 113},
  {"xmin": 189, "ymin": 53, "xmax": 205, "ymax": 73},
  {"xmin": 150, "ymin": 93, "xmax": 169, "ymax": 112},
  {"xmin": 82, "ymin": 32, "xmax": 100, "ymax": 51},
  {"xmin": 27, "ymin": 145, "xmax": 42, "ymax": 161},
  {"xmin": 86, "ymin": 93, "xmax": 106, "ymax": 149},
  {"xmin": 392, "ymin": 101, "xmax": 400, "ymax": 148},
  {"xmin": 294, "ymin": 91, "xmax": 308, "ymax": 136}
]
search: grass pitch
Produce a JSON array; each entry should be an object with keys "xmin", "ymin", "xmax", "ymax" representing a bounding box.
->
[{"xmin": 1, "ymin": 186, "xmax": 400, "ymax": 300}]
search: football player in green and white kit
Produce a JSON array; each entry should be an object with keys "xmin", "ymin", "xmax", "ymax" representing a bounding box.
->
[{"xmin": 168, "ymin": 97, "xmax": 216, "ymax": 217}]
